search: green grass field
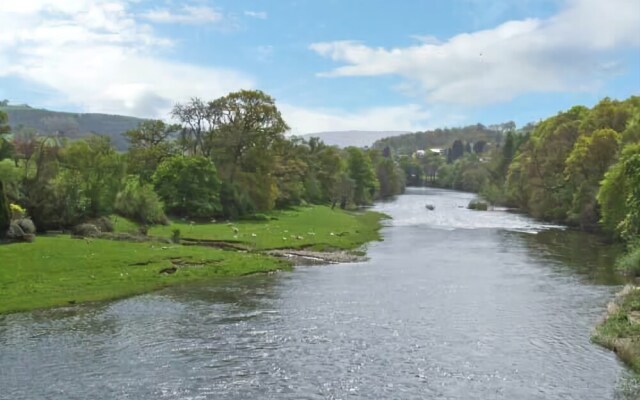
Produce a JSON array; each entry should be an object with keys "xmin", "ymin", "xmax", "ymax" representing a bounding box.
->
[
  {"xmin": 117, "ymin": 206, "xmax": 387, "ymax": 251},
  {"xmin": 1, "ymin": 206, "xmax": 386, "ymax": 314},
  {"xmin": 0, "ymin": 236, "xmax": 288, "ymax": 315}
]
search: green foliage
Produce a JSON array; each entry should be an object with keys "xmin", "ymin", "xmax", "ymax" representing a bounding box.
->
[
  {"xmin": 124, "ymin": 120, "xmax": 178, "ymax": 183},
  {"xmin": 374, "ymin": 156, "xmax": 405, "ymax": 199},
  {"xmin": 346, "ymin": 147, "xmax": 378, "ymax": 205},
  {"xmin": 0, "ymin": 181, "xmax": 10, "ymax": 238},
  {"xmin": 0, "ymin": 111, "xmax": 11, "ymax": 237},
  {"xmin": 59, "ymin": 136, "xmax": 125, "ymax": 219},
  {"xmin": 398, "ymin": 155, "xmax": 424, "ymax": 186},
  {"xmin": 115, "ymin": 176, "xmax": 168, "ymax": 225},
  {"xmin": 598, "ymin": 143, "xmax": 640, "ymax": 239},
  {"xmin": 617, "ymin": 243, "xmax": 640, "ymax": 277},
  {"xmin": 219, "ymin": 181, "xmax": 256, "ymax": 220},
  {"xmin": 503, "ymin": 97, "xmax": 639, "ymax": 226},
  {"xmin": 436, "ymin": 154, "xmax": 490, "ymax": 192},
  {"xmin": 564, "ymin": 128, "xmax": 621, "ymax": 228},
  {"xmin": 373, "ymin": 123, "xmax": 503, "ymax": 155},
  {"xmin": 153, "ymin": 155, "xmax": 222, "ymax": 219}
]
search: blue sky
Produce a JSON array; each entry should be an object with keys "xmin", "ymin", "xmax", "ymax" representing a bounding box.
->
[{"xmin": 0, "ymin": 0, "xmax": 638, "ymax": 134}]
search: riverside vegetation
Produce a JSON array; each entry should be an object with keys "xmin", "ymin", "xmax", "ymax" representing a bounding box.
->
[
  {"xmin": 0, "ymin": 91, "xmax": 397, "ymax": 314},
  {"xmin": 378, "ymin": 96, "xmax": 640, "ymax": 373}
]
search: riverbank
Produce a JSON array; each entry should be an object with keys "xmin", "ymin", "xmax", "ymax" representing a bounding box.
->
[
  {"xmin": 0, "ymin": 206, "xmax": 386, "ymax": 315},
  {"xmin": 593, "ymin": 285, "xmax": 640, "ymax": 374}
]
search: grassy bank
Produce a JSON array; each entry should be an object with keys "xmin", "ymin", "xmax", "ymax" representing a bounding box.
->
[
  {"xmin": 118, "ymin": 205, "xmax": 387, "ymax": 251},
  {"xmin": 1, "ymin": 206, "xmax": 386, "ymax": 315},
  {"xmin": 593, "ymin": 286, "xmax": 640, "ymax": 374},
  {"xmin": 0, "ymin": 236, "xmax": 288, "ymax": 315}
]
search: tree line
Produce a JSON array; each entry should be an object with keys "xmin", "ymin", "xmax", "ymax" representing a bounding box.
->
[
  {"xmin": 426, "ymin": 96, "xmax": 640, "ymax": 273},
  {"xmin": 0, "ymin": 90, "xmax": 406, "ymax": 236}
]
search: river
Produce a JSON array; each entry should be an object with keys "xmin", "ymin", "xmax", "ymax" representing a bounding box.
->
[{"xmin": 0, "ymin": 188, "xmax": 636, "ymax": 399}]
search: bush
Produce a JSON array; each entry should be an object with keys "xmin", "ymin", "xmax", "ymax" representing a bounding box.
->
[
  {"xmin": 115, "ymin": 176, "xmax": 168, "ymax": 225},
  {"xmin": 10, "ymin": 203, "xmax": 26, "ymax": 220},
  {"xmin": 618, "ymin": 244, "xmax": 640, "ymax": 277},
  {"xmin": 468, "ymin": 200, "xmax": 489, "ymax": 211}
]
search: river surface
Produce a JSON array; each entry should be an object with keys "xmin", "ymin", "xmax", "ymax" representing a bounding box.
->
[{"xmin": 1, "ymin": 188, "xmax": 636, "ymax": 399}]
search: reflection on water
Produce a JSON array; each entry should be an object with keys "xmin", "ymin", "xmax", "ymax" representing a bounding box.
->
[
  {"xmin": 518, "ymin": 228, "xmax": 626, "ymax": 285},
  {"xmin": 0, "ymin": 187, "xmax": 636, "ymax": 399}
]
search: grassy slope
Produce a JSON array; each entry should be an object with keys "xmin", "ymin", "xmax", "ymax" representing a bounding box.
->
[
  {"xmin": 143, "ymin": 206, "xmax": 386, "ymax": 251},
  {"xmin": 1, "ymin": 206, "xmax": 386, "ymax": 314},
  {"xmin": 593, "ymin": 287, "xmax": 640, "ymax": 373}
]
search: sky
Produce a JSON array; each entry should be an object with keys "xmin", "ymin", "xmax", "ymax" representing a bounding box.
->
[{"xmin": 0, "ymin": 0, "xmax": 639, "ymax": 135}]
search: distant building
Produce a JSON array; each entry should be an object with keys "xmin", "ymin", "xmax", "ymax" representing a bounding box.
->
[{"xmin": 415, "ymin": 149, "xmax": 426, "ymax": 158}]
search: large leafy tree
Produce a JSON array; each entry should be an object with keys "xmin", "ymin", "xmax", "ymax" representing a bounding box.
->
[
  {"xmin": 564, "ymin": 128, "xmax": 621, "ymax": 228},
  {"xmin": 598, "ymin": 143, "xmax": 640, "ymax": 240},
  {"xmin": 153, "ymin": 156, "xmax": 222, "ymax": 219},
  {"xmin": 55, "ymin": 136, "xmax": 125, "ymax": 224},
  {"xmin": 208, "ymin": 90, "xmax": 289, "ymax": 182},
  {"xmin": 124, "ymin": 120, "xmax": 178, "ymax": 183},
  {"xmin": 345, "ymin": 147, "xmax": 378, "ymax": 205}
]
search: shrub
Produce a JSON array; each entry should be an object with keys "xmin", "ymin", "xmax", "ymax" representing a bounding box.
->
[
  {"xmin": 468, "ymin": 200, "xmax": 488, "ymax": 211},
  {"xmin": 115, "ymin": 176, "xmax": 168, "ymax": 225},
  {"xmin": 618, "ymin": 244, "xmax": 640, "ymax": 277},
  {"xmin": 9, "ymin": 203, "xmax": 26, "ymax": 220}
]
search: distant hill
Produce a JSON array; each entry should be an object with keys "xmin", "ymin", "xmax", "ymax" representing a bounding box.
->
[
  {"xmin": 372, "ymin": 123, "xmax": 512, "ymax": 155},
  {"xmin": 1, "ymin": 105, "xmax": 146, "ymax": 150},
  {"xmin": 300, "ymin": 130, "xmax": 409, "ymax": 148}
]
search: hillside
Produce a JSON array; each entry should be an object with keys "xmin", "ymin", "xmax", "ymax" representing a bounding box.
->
[
  {"xmin": 1, "ymin": 105, "xmax": 146, "ymax": 150},
  {"xmin": 300, "ymin": 130, "xmax": 409, "ymax": 148},
  {"xmin": 372, "ymin": 123, "xmax": 511, "ymax": 154}
]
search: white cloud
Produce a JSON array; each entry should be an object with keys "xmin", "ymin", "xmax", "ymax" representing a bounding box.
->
[
  {"xmin": 0, "ymin": 0, "xmax": 253, "ymax": 118},
  {"xmin": 244, "ymin": 10, "xmax": 268, "ymax": 20},
  {"xmin": 279, "ymin": 103, "xmax": 454, "ymax": 135},
  {"xmin": 311, "ymin": 0, "xmax": 640, "ymax": 106},
  {"xmin": 142, "ymin": 5, "xmax": 222, "ymax": 25}
]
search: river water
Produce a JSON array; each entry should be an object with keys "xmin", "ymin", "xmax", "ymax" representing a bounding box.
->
[{"xmin": 0, "ymin": 188, "xmax": 636, "ymax": 399}]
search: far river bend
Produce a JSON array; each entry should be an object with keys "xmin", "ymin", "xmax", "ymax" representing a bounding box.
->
[{"xmin": 1, "ymin": 188, "xmax": 637, "ymax": 399}]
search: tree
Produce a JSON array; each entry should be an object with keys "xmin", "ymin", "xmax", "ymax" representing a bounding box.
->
[
  {"xmin": 171, "ymin": 98, "xmax": 211, "ymax": 156},
  {"xmin": 375, "ymin": 157, "xmax": 405, "ymax": 198},
  {"xmin": 58, "ymin": 136, "xmax": 125, "ymax": 219},
  {"xmin": 208, "ymin": 90, "xmax": 289, "ymax": 182},
  {"xmin": 450, "ymin": 139, "xmax": 465, "ymax": 162},
  {"xmin": 153, "ymin": 156, "xmax": 222, "ymax": 219},
  {"xmin": 124, "ymin": 120, "xmax": 178, "ymax": 182},
  {"xmin": 598, "ymin": 143, "xmax": 640, "ymax": 240},
  {"xmin": 345, "ymin": 147, "xmax": 378, "ymax": 205}
]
